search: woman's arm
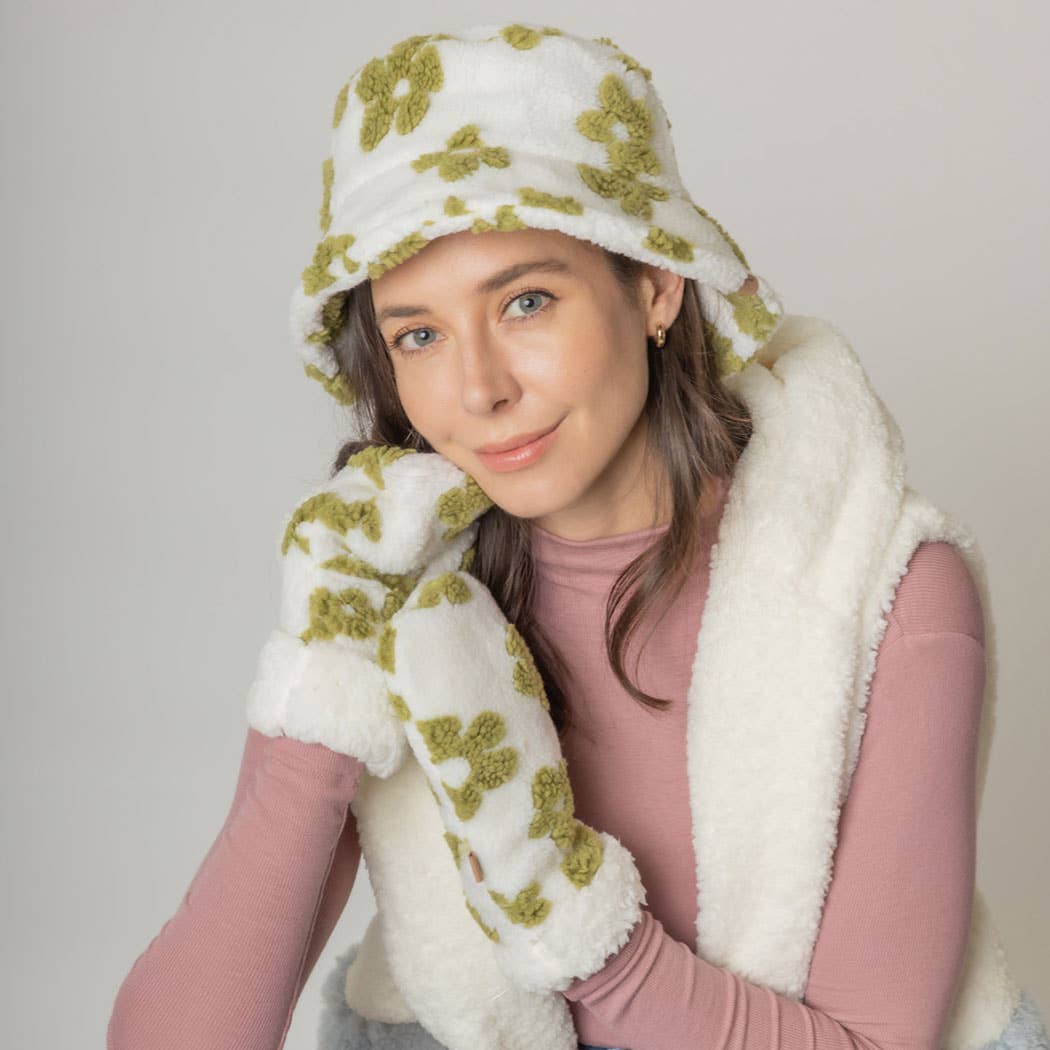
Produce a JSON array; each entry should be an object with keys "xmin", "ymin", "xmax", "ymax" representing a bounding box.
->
[
  {"xmin": 107, "ymin": 727, "xmax": 365, "ymax": 1050},
  {"xmin": 563, "ymin": 542, "xmax": 985, "ymax": 1050}
]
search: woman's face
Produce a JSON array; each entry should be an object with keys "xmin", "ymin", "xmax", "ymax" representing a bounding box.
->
[{"xmin": 369, "ymin": 227, "xmax": 684, "ymax": 540}]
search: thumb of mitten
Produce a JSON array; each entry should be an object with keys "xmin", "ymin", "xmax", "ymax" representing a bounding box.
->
[{"xmin": 245, "ymin": 507, "xmax": 410, "ymax": 778}]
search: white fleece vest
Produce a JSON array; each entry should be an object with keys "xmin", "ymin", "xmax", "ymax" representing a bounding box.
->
[{"xmin": 317, "ymin": 315, "xmax": 1048, "ymax": 1050}]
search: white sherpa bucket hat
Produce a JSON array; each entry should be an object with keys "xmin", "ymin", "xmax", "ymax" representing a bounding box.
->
[{"xmin": 290, "ymin": 21, "xmax": 786, "ymax": 406}]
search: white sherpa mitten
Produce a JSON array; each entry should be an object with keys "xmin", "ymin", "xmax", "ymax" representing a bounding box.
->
[
  {"xmin": 377, "ymin": 476, "xmax": 647, "ymax": 993},
  {"xmin": 245, "ymin": 444, "xmax": 493, "ymax": 779}
]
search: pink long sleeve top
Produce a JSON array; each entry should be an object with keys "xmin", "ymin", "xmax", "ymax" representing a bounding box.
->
[{"xmin": 108, "ymin": 475, "xmax": 986, "ymax": 1050}]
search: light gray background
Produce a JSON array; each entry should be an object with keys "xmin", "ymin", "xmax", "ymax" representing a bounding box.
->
[{"xmin": 3, "ymin": 2, "xmax": 1047, "ymax": 1047}]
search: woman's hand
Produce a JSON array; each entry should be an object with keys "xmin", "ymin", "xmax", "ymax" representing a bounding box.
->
[{"xmin": 246, "ymin": 444, "xmax": 493, "ymax": 778}]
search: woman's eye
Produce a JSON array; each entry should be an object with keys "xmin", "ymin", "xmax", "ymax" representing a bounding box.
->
[
  {"xmin": 504, "ymin": 289, "xmax": 553, "ymax": 320},
  {"xmin": 388, "ymin": 289, "xmax": 554, "ymax": 354},
  {"xmin": 394, "ymin": 327, "xmax": 438, "ymax": 352}
]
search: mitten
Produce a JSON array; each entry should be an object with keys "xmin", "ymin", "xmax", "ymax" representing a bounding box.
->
[
  {"xmin": 245, "ymin": 444, "xmax": 493, "ymax": 779},
  {"xmin": 378, "ymin": 513, "xmax": 647, "ymax": 992}
]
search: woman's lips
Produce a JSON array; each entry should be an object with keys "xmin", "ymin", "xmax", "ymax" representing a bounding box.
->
[{"xmin": 475, "ymin": 419, "xmax": 562, "ymax": 472}]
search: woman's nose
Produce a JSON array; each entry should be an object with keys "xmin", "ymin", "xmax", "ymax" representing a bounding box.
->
[{"xmin": 457, "ymin": 331, "xmax": 520, "ymax": 415}]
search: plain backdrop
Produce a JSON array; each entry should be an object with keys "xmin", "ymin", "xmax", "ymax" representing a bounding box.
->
[{"xmin": 2, "ymin": 1, "xmax": 1047, "ymax": 1047}]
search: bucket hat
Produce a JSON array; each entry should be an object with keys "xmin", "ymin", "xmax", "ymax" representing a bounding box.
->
[{"xmin": 291, "ymin": 21, "xmax": 785, "ymax": 406}]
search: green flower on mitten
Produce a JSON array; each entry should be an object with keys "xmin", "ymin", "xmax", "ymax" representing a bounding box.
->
[
  {"xmin": 246, "ymin": 445, "xmax": 494, "ymax": 778},
  {"xmin": 378, "ymin": 555, "xmax": 647, "ymax": 992}
]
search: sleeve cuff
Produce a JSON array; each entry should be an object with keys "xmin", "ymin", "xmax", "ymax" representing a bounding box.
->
[{"xmin": 562, "ymin": 907, "xmax": 654, "ymax": 1002}]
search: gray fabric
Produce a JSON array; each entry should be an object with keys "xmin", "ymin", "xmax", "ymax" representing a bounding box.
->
[
  {"xmin": 318, "ymin": 941, "xmax": 448, "ymax": 1050},
  {"xmin": 318, "ymin": 940, "xmax": 1048, "ymax": 1050},
  {"xmin": 979, "ymin": 990, "xmax": 1050, "ymax": 1050}
]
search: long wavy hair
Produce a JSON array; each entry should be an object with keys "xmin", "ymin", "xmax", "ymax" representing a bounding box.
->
[{"xmin": 325, "ymin": 246, "xmax": 753, "ymax": 741}]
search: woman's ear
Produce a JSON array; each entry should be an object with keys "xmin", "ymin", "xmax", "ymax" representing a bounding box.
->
[{"xmin": 638, "ymin": 265, "xmax": 686, "ymax": 332}]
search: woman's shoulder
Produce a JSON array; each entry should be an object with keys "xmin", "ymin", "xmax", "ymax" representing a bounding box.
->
[{"xmin": 881, "ymin": 540, "xmax": 985, "ymax": 651}]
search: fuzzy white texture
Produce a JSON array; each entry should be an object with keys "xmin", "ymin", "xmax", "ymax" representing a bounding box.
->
[
  {"xmin": 385, "ymin": 564, "xmax": 646, "ymax": 992},
  {"xmin": 686, "ymin": 313, "xmax": 908, "ymax": 997},
  {"xmin": 349, "ymin": 755, "xmax": 581, "ymax": 1050},
  {"xmin": 290, "ymin": 22, "xmax": 785, "ymax": 391},
  {"xmin": 323, "ymin": 313, "xmax": 1040, "ymax": 1050},
  {"xmin": 246, "ymin": 448, "xmax": 484, "ymax": 778},
  {"xmin": 682, "ymin": 315, "xmax": 1027, "ymax": 1046},
  {"xmin": 246, "ymin": 628, "xmax": 406, "ymax": 778},
  {"xmin": 316, "ymin": 450, "xmax": 482, "ymax": 577}
]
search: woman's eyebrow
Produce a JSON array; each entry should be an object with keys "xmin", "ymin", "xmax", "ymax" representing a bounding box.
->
[{"xmin": 374, "ymin": 258, "xmax": 573, "ymax": 326}]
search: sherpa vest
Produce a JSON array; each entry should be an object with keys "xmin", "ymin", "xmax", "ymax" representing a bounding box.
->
[{"xmin": 316, "ymin": 315, "xmax": 1049, "ymax": 1050}]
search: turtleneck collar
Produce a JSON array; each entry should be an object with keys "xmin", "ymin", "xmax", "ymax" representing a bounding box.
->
[{"xmin": 529, "ymin": 475, "xmax": 731, "ymax": 583}]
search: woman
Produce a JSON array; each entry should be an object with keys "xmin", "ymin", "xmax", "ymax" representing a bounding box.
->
[{"xmin": 107, "ymin": 22, "xmax": 1047, "ymax": 1050}]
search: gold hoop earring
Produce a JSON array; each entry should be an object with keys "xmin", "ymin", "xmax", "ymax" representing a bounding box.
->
[{"xmin": 654, "ymin": 323, "xmax": 666, "ymax": 348}]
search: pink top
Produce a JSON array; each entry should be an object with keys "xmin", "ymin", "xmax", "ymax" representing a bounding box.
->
[{"xmin": 108, "ymin": 476, "xmax": 985, "ymax": 1050}]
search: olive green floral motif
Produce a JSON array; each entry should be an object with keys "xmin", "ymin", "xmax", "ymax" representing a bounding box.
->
[
  {"xmin": 643, "ymin": 225, "xmax": 695, "ymax": 263},
  {"xmin": 466, "ymin": 898, "xmax": 501, "ymax": 941},
  {"xmin": 517, "ymin": 187, "xmax": 584, "ymax": 215},
  {"xmin": 435, "ymin": 477, "xmax": 494, "ymax": 538},
  {"xmin": 575, "ymin": 73, "xmax": 669, "ymax": 220},
  {"xmin": 281, "ymin": 490, "xmax": 381, "ymax": 556},
  {"xmin": 299, "ymin": 585, "xmax": 380, "ymax": 645},
  {"xmin": 388, "ymin": 690, "xmax": 411, "ymax": 722},
  {"xmin": 440, "ymin": 188, "xmax": 586, "ymax": 226},
  {"xmin": 500, "ymin": 24, "xmax": 563, "ymax": 50},
  {"xmin": 505, "ymin": 624, "xmax": 551, "ymax": 712},
  {"xmin": 727, "ymin": 285, "xmax": 779, "ymax": 344},
  {"xmin": 300, "ymin": 555, "xmax": 422, "ymax": 641},
  {"xmin": 355, "ymin": 34, "xmax": 447, "ymax": 151},
  {"xmin": 443, "ymin": 829, "xmax": 468, "ymax": 865},
  {"xmin": 411, "ymin": 124, "xmax": 510, "ymax": 182},
  {"xmin": 489, "ymin": 880, "xmax": 552, "ymax": 927},
  {"xmin": 319, "ymin": 157, "xmax": 335, "ymax": 233},
  {"xmin": 376, "ymin": 620, "xmax": 397, "ymax": 674},
  {"xmin": 368, "ymin": 230, "xmax": 431, "ymax": 280},
  {"xmin": 331, "ymin": 62, "xmax": 366, "ymax": 129},
  {"xmin": 415, "ymin": 571, "xmax": 472, "ymax": 609},
  {"xmin": 305, "ymin": 290, "xmax": 350, "ymax": 348},
  {"xmin": 703, "ymin": 321, "xmax": 743, "ymax": 376},
  {"xmin": 317, "ymin": 549, "xmax": 419, "ymax": 620},
  {"xmin": 593, "ymin": 36, "xmax": 652, "ymax": 80},
  {"xmin": 345, "ymin": 444, "xmax": 418, "ymax": 488},
  {"xmin": 530, "ymin": 759, "xmax": 605, "ymax": 888},
  {"xmin": 280, "ymin": 466, "xmax": 444, "ymax": 640},
  {"xmin": 301, "ymin": 233, "xmax": 360, "ymax": 296},
  {"xmin": 692, "ymin": 202, "xmax": 750, "ymax": 268},
  {"xmin": 333, "ymin": 82, "xmax": 350, "ymax": 130},
  {"xmin": 303, "ymin": 362, "xmax": 355, "ymax": 407},
  {"xmin": 470, "ymin": 204, "xmax": 526, "ymax": 233},
  {"xmin": 415, "ymin": 710, "xmax": 518, "ymax": 822}
]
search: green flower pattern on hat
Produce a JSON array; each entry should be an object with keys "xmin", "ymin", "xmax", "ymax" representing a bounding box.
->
[
  {"xmin": 411, "ymin": 123, "xmax": 510, "ymax": 182},
  {"xmin": 301, "ymin": 233, "xmax": 359, "ymax": 296},
  {"xmin": 348, "ymin": 34, "xmax": 449, "ymax": 151},
  {"xmin": 592, "ymin": 35, "xmax": 653, "ymax": 80},
  {"xmin": 291, "ymin": 21, "xmax": 785, "ymax": 408},
  {"xmin": 499, "ymin": 24, "xmax": 563, "ymax": 50},
  {"xmin": 575, "ymin": 72, "xmax": 668, "ymax": 221}
]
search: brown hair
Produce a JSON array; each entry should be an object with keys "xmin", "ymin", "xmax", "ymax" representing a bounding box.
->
[{"xmin": 324, "ymin": 246, "xmax": 753, "ymax": 741}]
